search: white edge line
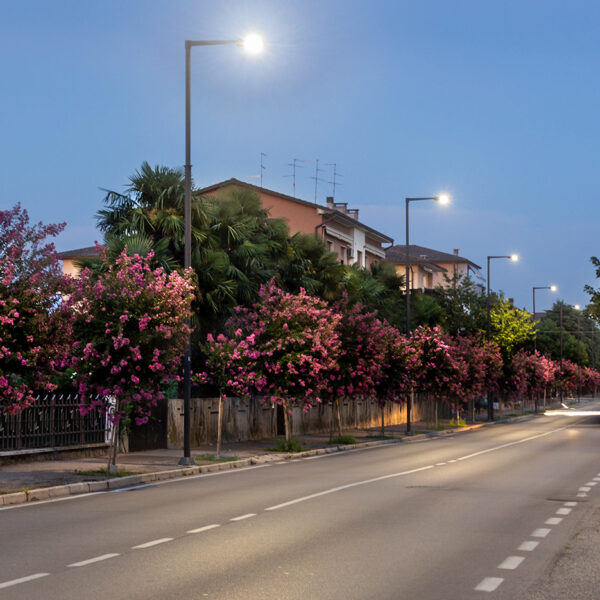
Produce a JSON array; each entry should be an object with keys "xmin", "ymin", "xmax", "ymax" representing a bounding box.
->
[
  {"xmin": 265, "ymin": 465, "xmax": 435, "ymax": 511},
  {"xmin": 0, "ymin": 573, "xmax": 50, "ymax": 589},
  {"xmin": 0, "ymin": 491, "xmax": 106, "ymax": 511},
  {"xmin": 67, "ymin": 553, "xmax": 120, "ymax": 567},
  {"xmin": 132, "ymin": 538, "xmax": 173, "ymax": 549},
  {"xmin": 187, "ymin": 524, "xmax": 220, "ymax": 534},
  {"xmin": 457, "ymin": 426, "xmax": 567, "ymax": 462}
]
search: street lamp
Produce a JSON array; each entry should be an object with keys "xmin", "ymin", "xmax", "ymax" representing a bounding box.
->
[
  {"xmin": 486, "ymin": 253, "xmax": 518, "ymax": 421},
  {"xmin": 180, "ymin": 34, "xmax": 264, "ymax": 466},
  {"xmin": 532, "ymin": 285, "xmax": 557, "ymax": 351},
  {"xmin": 404, "ymin": 194, "xmax": 450, "ymax": 434}
]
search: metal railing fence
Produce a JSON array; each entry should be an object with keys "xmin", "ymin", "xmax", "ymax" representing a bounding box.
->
[{"xmin": 0, "ymin": 393, "xmax": 109, "ymax": 451}]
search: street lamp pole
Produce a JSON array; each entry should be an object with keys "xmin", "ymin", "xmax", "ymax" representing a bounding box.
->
[
  {"xmin": 532, "ymin": 285, "xmax": 557, "ymax": 352},
  {"xmin": 486, "ymin": 254, "xmax": 519, "ymax": 421},
  {"xmin": 404, "ymin": 195, "xmax": 449, "ymax": 435},
  {"xmin": 180, "ymin": 36, "xmax": 263, "ymax": 465}
]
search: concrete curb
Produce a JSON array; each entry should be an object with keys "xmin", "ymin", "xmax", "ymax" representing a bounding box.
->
[{"xmin": 0, "ymin": 413, "xmax": 550, "ymax": 507}]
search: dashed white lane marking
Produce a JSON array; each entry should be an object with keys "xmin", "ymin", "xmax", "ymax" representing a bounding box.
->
[
  {"xmin": 436, "ymin": 462, "xmax": 447, "ymax": 466},
  {"xmin": 498, "ymin": 556, "xmax": 525, "ymax": 570},
  {"xmin": 518, "ymin": 541, "xmax": 539, "ymax": 551},
  {"xmin": 230, "ymin": 513, "xmax": 256, "ymax": 521},
  {"xmin": 132, "ymin": 538, "xmax": 173, "ymax": 549},
  {"xmin": 577, "ymin": 493, "xmax": 588, "ymax": 498},
  {"xmin": 67, "ymin": 554, "xmax": 120, "ymax": 567},
  {"xmin": 586, "ymin": 481, "xmax": 598, "ymax": 486},
  {"xmin": 475, "ymin": 577, "xmax": 504, "ymax": 592},
  {"xmin": 593, "ymin": 477, "xmax": 600, "ymax": 482},
  {"xmin": 545, "ymin": 517, "xmax": 563, "ymax": 525},
  {"xmin": 458, "ymin": 426, "xmax": 567, "ymax": 462},
  {"xmin": 564, "ymin": 501, "xmax": 578, "ymax": 507},
  {"xmin": 531, "ymin": 528, "xmax": 551, "ymax": 538},
  {"xmin": 556, "ymin": 508, "xmax": 572, "ymax": 515},
  {"xmin": 448, "ymin": 460, "xmax": 457, "ymax": 463},
  {"xmin": 265, "ymin": 465, "xmax": 435, "ymax": 511},
  {"xmin": 579, "ymin": 486, "xmax": 591, "ymax": 492},
  {"xmin": 187, "ymin": 524, "xmax": 220, "ymax": 534},
  {"xmin": 0, "ymin": 573, "xmax": 49, "ymax": 589}
]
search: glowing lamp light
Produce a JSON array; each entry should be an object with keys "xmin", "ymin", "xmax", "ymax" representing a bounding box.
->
[
  {"xmin": 437, "ymin": 194, "xmax": 450, "ymax": 204},
  {"xmin": 242, "ymin": 34, "xmax": 264, "ymax": 54},
  {"xmin": 510, "ymin": 254, "xmax": 519, "ymax": 262},
  {"xmin": 550, "ymin": 285, "xmax": 557, "ymax": 292},
  {"xmin": 575, "ymin": 304, "xmax": 581, "ymax": 311}
]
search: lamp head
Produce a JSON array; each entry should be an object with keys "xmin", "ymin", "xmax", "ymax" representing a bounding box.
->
[
  {"xmin": 575, "ymin": 304, "xmax": 581, "ymax": 311},
  {"xmin": 550, "ymin": 285, "xmax": 557, "ymax": 292},
  {"xmin": 242, "ymin": 33, "xmax": 264, "ymax": 54},
  {"xmin": 510, "ymin": 254, "xmax": 519, "ymax": 262},
  {"xmin": 437, "ymin": 194, "xmax": 450, "ymax": 205}
]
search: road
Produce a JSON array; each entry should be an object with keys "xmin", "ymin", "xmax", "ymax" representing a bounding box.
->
[{"xmin": 1, "ymin": 411, "xmax": 600, "ymax": 599}]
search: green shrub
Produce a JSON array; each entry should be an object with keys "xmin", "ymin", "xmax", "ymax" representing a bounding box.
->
[
  {"xmin": 328, "ymin": 434, "xmax": 357, "ymax": 445},
  {"xmin": 267, "ymin": 438, "xmax": 304, "ymax": 453}
]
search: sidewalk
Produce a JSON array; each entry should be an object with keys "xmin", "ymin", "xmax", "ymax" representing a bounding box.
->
[{"xmin": 0, "ymin": 418, "xmax": 496, "ymax": 503}]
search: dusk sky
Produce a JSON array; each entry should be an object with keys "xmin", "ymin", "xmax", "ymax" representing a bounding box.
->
[{"xmin": 3, "ymin": 0, "xmax": 600, "ymax": 312}]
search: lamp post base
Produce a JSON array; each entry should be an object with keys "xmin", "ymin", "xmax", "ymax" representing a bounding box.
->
[{"xmin": 178, "ymin": 456, "xmax": 195, "ymax": 466}]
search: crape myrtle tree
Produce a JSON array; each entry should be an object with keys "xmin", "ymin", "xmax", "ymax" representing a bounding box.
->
[
  {"xmin": 68, "ymin": 250, "xmax": 193, "ymax": 471},
  {"xmin": 0, "ymin": 204, "xmax": 73, "ymax": 414},
  {"xmin": 507, "ymin": 350, "xmax": 556, "ymax": 412},
  {"xmin": 322, "ymin": 300, "xmax": 389, "ymax": 439},
  {"xmin": 221, "ymin": 282, "xmax": 341, "ymax": 443}
]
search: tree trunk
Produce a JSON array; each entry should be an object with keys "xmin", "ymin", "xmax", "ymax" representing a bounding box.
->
[
  {"xmin": 381, "ymin": 402, "xmax": 385, "ymax": 437},
  {"xmin": 283, "ymin": 402, "xmax": 291, "ymax": 442},
  {"xmin": 107, "ymin": 398, "xmax": 120, "ymax": 476},
  {"xmin": 335, "ymin": 397, "xmax": 343, "ymax": 439},
  {"xmin": 216, "ymin": 392, "xmax": 224, "ymax": 458},
  {"xmin": 434, "ymin": 395, "xmax": 438, "ymax": 430}
]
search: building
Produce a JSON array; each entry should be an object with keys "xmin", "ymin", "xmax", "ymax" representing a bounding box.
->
[
  {"xmin": 384, "ymin": 244, "xmax": 481, "ymax": 291},
  {"xmin": 58, "ymin": 246, "xmax": 101, "ymax": 278},
  {"xmin": 198, "ymin": 179, "xmax": 393, "ymax": 268}
]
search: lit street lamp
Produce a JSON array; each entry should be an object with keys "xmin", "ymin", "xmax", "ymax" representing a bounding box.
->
[
  {"xmin": 404, "ymin": 194, "xmax": 450, "ymax": 434},
  {"xmin": 486, "ymin": 253, "xmax": 518, "ymax": 421},
  {"xmin": 180, "ymin": 34, "xmax": 264, "ymax": 466},
  {"xmin": 532, "ymin": 285, "xmax": 557, "ymax": 351}
]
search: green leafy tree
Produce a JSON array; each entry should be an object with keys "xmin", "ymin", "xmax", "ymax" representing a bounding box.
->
[{"xmin": 490, "ymin": 295, "xmax": 535, "ymax": 359}]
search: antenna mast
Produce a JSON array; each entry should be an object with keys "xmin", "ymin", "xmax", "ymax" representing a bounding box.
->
[
  {"xmin": 310, "ymin": 159, "xmax": 327, "ymax": 203},
  {"xmin": 283, "ymin": 158, "xmax": 304, "ymax": 197},
  {"xmin": 326, "ymin": 163, "xmax": 342, "ymax": 198},
  {"xmin": 260, "ymin": 152, "xmax": 267, "ymax": 187}
]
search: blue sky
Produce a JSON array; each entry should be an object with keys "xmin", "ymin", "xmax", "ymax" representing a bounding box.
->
[{"xmin": 2, "ymin": 0, "xmax": 600, "ymax": 312}]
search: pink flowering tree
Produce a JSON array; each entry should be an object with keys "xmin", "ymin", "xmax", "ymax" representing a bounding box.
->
[
  {"xmin": 375, "ymin": 324, "xmax": 419, "ymax": 435},
  {"xmin": 409, "ymin": 326, "xmax": 466, "ymax": 425},
  {"xmin": 508, "ymin": 350, "xmax": 556, "ymax": 411},
  {"xmin": 555, "ymin": 359, "xmax": 579, "ymax": 399},
  {"xmin": 197, "ymin": 331, "xmax": 259, "ymax": 457},
  {"xmin": 67, "ymin": 250, "xmax": 193, "ymax": 469},
  {"xmin": 225, "ymin": 282, "xmax": 341, "ymax": 443},
  {"xmin": 322, "ymin": 301, "xmax": 389, "ymax": 438},
  {"xmin": 0, "ymin": 204, "xmax": 73, "ymax": 414},
  {"xmin": 582, "ymin": 366, "xmax": 600, "ymax": 396}
]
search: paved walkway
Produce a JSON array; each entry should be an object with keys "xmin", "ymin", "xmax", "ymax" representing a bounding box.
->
[{"xmin": 0, "ymin": 420, "xmax": 488, "ymax": 496}]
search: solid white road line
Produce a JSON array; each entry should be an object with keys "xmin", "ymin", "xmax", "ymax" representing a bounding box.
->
[
  {"xmin": 518, "ymin": 541, "xmax": 539, "ymax": 551},
  {"xmin": 132, "ymin": 538, "xmax": 173, "ymax": 549},
  {"xmin": 68, "ymin": 554, "xmax": 120, "ymax": 567},
  {"xmin": 0, "ymin": 573, "xmax": 49, "ymax": 589},
  {"xmin": 435, "ymin": 462, "xmax": 447, "ymax": 466},
  {"xmin": 265, "ymin": 465, "xmax": 435, "ymax": 511},
  {"xmin": 556, "ymin": 508, "xmax": 572, "ymax": 515},
  {"xmin": 230, "ymin": 513, "xmax": 256, "ymax": 521},
  {"xmin": 457, "ymin": 427, "xmax": 567, "ymax": 462},
  {"xmin": 187, "ymin": 524, "xmax": 220, "ymax": 534},
  {"xmin": 498, "ymin": 556, "xmax": 525, "ymax": 570},
  {"xmin": 475, "ymin": 577, "xmax": 504, "ymax": 592},
  {"xmin": 531, "ymin": 528, "xmax": 551, "ymax": 538},
  {"xmin": 545, "ymin": 517, "xmax": 563, "ymax": 525}
]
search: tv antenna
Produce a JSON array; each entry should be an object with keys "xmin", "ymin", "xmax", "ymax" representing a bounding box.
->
[
  {"xmin": 260, "ymin": 152, "xmax": 266, "ymax": 187},
  {"xmin": 326, "ymin": 163, "xmax": 342, "ymax": 197},
  {"xmin": 283, "ymin": 158, "xmax": 305, "ymax": 197},
  {"xmin": 310, "ymin": 159, "xmax": 327, "ymax": 203}
]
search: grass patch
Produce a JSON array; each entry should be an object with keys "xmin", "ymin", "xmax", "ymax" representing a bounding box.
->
[
  {"xmin": 328, "ymin": 434, "xmax": 358, "ymax": 445},
  {"xmin": 74, "ymin": 468, "xmax": 138, "ymax": 478},
  {"xmin": 194, "ymin": 455, "xmax": 238, "ymax": 463},
  {"xmin": 266, "ymin": 438, "xmax": 306, "ymax": 453},
  {"xmin": 366, "ymin": 434, "xmax": 398, "ymax": 440},
  {"xmin": 448, "ymin": 418, "xmax": 468, "ymax": 427}
]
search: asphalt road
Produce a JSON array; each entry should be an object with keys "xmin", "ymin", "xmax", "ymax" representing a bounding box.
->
[{"xmin": 2, "ymin": 411, "xmax": 600, "ymax": 599}]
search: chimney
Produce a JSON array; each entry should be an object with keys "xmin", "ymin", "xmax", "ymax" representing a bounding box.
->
[
  {"xmin": 453, "ymin": 248, "xmax": 459, "ymax": 256},
  {"xmin": 326, "ymin": 196, "xmax": 334, "ymax": 209},
  {"xmin": 348, "ymin": 208, "xmax": 359, "ymax": 220}
]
